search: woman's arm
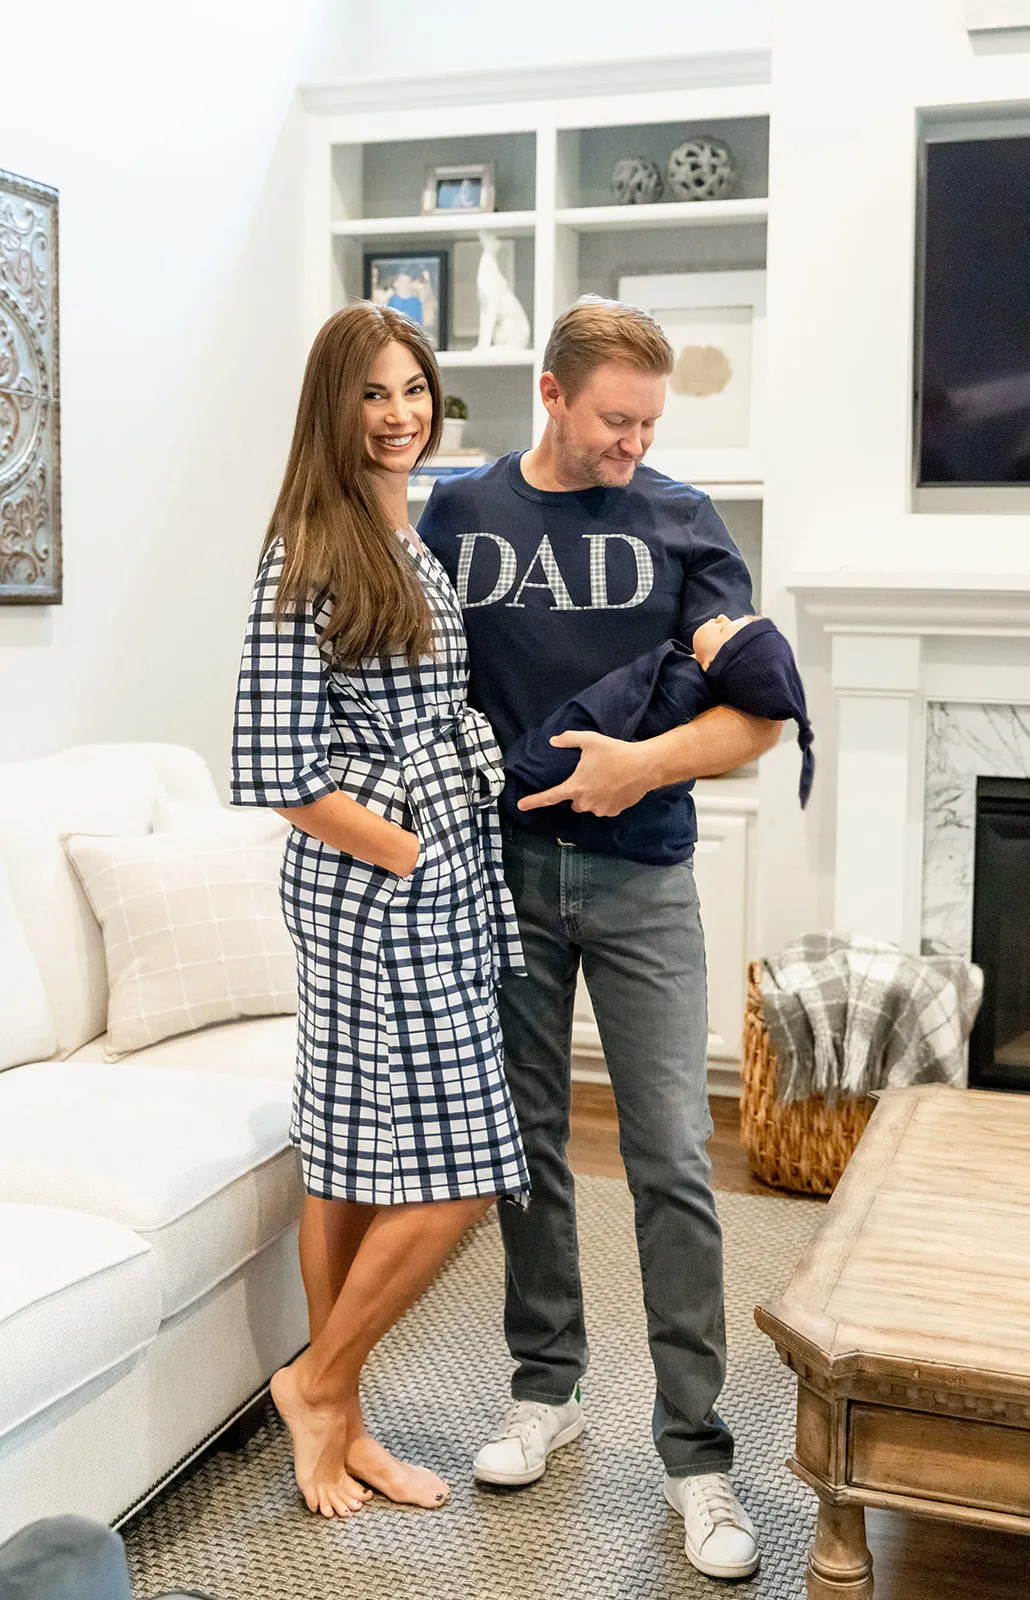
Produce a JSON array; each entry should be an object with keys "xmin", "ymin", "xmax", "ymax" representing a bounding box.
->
[
  {"xmin": 233, "ymin": 550, "xmax": 419, "ymax": 873},
  {"xmin": 275, "ymin": 792, "xmax": 420, "ymax": 877}
]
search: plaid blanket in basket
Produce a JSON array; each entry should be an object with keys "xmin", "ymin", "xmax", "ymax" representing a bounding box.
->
[{"xmin": 761, "ymin": 932, "xmax": 983, "ymax": 1104}]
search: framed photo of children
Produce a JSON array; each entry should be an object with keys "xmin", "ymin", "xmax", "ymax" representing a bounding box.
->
[
  {"xmin": 421, "ymin": 163, "xmax": 495, "ymax": 217},
  {"xmin": 363, "ymin": 250, "xmax": 449, "ymax": 350}
]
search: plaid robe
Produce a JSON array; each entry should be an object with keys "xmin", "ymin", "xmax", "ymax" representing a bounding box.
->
[{"xmin": 231, "ymin": 538, "xmax": 528, "ymax": 1205}]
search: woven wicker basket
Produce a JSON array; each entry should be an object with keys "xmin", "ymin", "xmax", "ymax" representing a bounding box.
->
[{"xmin": 739, "ymin": 960, "xmax": 875, "ymax": 1196}]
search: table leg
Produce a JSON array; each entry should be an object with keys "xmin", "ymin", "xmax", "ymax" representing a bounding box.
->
[{"xmin": 807, "ymin": 1502, "xmax": 874, "ymax": 1599}]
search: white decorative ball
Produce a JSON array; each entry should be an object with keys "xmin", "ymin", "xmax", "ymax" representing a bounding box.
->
[
  {"xmin": 667, "ymin": 137, "xmax": 736, "ymax": 202},
  {"xmin": 610, "ymin": 157, "xmax": 664, "ymax": 206}
]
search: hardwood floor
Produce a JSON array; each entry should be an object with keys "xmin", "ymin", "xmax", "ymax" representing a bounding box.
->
[
  {"xmin": 568, "ymin": 1077, "xmax": 1029, "ymax": 1599},
  {"xmin": 568, "ymin": 1076, "xmax": 818, "ymax": 1198}
]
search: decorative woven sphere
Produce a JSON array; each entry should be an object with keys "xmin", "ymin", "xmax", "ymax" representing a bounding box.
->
[
  {"xmin": 667, "ymin": 137, "xmax": 736, "ymax": 202},
  {"xmin": 610, "ymin": 157, "xmax": 664, "ymax": 206}
]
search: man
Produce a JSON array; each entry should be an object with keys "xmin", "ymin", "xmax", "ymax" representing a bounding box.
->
[{"xmin": 418, "ymin": 298, "xmax": 781, "ymax": 1581}]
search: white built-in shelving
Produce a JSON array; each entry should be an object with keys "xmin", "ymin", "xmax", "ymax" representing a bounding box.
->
[
  {"xmin": 409, "ymin": 477, "xmax": 762, "ymax": 507},
  {"xmin": 554, "ymin": 196, "xmax": 768, "ymax": 232},
  {"xmin": 303, "ymin": 59, "xmax": 770, "ymax": 560},
  {"xmin": 330, "ymin": 210, "xmax": 537, "ymax": 239},
  {"xmin": 435, "ymin": 348, "xmax": 537, "ymax": 368},
  {"xmin": 302, "ymin": 54, "xmax": 772, "ymax": 1088}
]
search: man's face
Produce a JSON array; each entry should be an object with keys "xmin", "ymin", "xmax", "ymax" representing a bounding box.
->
[
  {"xmin": 547, "ymin": 361, "xmax": 666, "ymax": 490},
  {"xmin": 394, "ymin": 273, "xmax": 413, "ymax": 296}
]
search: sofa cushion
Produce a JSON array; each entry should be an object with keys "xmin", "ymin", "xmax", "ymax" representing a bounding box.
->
[
  {"xmin": 64, "ymin": 743, "xmax": 221, "ymax": 811},
  {"xmin": 0, "ymin": 1064, "xmax": 302, "ymax": 1319},
  {"xmin": 0, "ymin": 1202, "xmax": 161, "ymax": 1440},
  {"xmin": 0, "ymin": 858, "xmax": 56, "ymax": 1071},
  {"xmin": 63, "ymin": 818, "xmax": 297, "ymax": 1059},
  {"xmin": 67, "ymin": 1013, "xmax": 297, "ymax": 1082},
  {"xmin": 0, "ymin": 750, "xmax": 161, "ymax": 1054},
  {"xmin": 153, "ymin": 793, "xmax": 287, "ymax": 839}
]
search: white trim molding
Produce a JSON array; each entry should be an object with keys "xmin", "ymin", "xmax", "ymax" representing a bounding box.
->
[
  {"xmin": 302, "ymin": 51, "xmax": 772, "ymax": 116},
  {"xmin": 789, "ymin": 571, "xmax": 1030, "ymax": 635},
  {"xmin": 791, "ymin": 572, "xmax": 1030, "ymax": 953},
  {"xmin": 967, "ymin": 1, "xmax": 1030, "ymax": 32}
]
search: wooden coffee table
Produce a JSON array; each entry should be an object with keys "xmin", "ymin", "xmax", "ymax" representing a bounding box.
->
[{"xmin": 756, "ymin": 1083, "xmax": 1030, "ymax": 1598}]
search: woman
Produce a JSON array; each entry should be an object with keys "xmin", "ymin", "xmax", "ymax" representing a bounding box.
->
[{"xmin": 231, "ymin": 304, "xmax": 528, "ymax": 1519}]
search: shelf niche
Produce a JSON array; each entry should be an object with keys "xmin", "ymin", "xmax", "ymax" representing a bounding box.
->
[
  {"xmin": 333, "ymin": 130, "xmax": 537, "ymax": 224},
  {"xmin": 556, "ymin": 116, "xmax": 770, "ymax": 212}
]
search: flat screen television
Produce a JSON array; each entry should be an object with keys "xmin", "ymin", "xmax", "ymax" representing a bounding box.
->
[{"xmin": 916, "ymin": 133, "xmax": 1030, "ymax": 486}]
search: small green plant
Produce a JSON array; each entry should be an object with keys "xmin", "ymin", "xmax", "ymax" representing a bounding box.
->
[{"xmin": 443, "ymin": 395, "xmax": 469, "ymax": 421}]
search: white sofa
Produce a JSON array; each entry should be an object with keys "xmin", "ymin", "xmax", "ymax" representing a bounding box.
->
[{"xmin": 0, "ymin": 743, "xmax": 308, "ymax": 1542}]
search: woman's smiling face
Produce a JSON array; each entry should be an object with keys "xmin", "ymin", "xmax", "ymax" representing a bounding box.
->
[{"xmin": 362, "ymin": 339, "xmax": 434, "ymax": 476}]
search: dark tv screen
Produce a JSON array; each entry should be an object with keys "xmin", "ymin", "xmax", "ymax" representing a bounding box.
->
[{"xmin": 917, "ymin": 135, "xmax": 1030, "ymax": 486}]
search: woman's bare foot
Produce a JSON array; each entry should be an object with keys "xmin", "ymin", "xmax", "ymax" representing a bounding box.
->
[
  {"xmin": 270, "ymin": 1364, "xmax": 372, "ymax": 1517},
  {"xmin": 347, "ymin": 1432, "xmax": 451, "ymax": 1508}
]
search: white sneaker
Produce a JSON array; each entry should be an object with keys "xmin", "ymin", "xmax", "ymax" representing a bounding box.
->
[
  {"xmin": 473, "ymin": 1389, "xmax": 584, "ymax": 1485},
  {"xmin": 663, "ymin": 1472, "xmax": 760, "ymax": 1579}
]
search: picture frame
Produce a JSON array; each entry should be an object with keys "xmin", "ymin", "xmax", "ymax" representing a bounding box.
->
[
  {"xmin": 618, "ymin": 269, "xmax": 765, "ymax": 484},
  {"xmin": 1, "ymin": 167, "xmax": 61, "ymax": 605},
  {"xmin": 421, "ymin": 163, "xmax": 495, "ymax": 217},
  {"xmin": 363, "ymin": 249, "xmax": 449, "ymax": 351}
]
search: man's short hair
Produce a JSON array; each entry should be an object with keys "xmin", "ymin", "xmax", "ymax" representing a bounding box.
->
[{"xmin": 542, "ymin": 296, "xmax": 674, "ymax": 400}]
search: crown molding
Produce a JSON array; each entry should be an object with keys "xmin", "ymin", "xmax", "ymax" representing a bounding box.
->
[{"xmin": 301, "ymin": 50, "xmax": 771, "ymax": 116}]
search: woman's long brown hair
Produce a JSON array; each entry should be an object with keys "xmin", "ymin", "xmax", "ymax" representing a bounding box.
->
[{"xmin": 263, "ymin": 302, "xmax": 443, "ymax": 665}]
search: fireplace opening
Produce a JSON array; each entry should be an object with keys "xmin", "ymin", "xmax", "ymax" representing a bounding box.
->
[{"xmin": 970, "ymin": 776, "xmax": 1030, "ymax": 1091}]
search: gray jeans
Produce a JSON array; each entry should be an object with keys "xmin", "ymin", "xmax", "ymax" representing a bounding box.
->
[{"xmin": 497, "ymin": 824, "xmax": 733, "ymax": 1477}]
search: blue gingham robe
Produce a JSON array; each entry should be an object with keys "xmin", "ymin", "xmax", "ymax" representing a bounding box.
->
[{"xmin": 231, "ymin": 538, "xmax": 528, "ymax": 1206}]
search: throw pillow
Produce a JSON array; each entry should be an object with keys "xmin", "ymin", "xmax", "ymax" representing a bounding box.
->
[{"xmin": 63, "ymin": 814, "xmax": 296, "ymax": 1059}]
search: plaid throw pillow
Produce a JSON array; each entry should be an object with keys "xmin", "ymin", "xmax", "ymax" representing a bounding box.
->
[{"xmin": 63, "ymin": 811, "xmax": 296, "ymax": 1059}]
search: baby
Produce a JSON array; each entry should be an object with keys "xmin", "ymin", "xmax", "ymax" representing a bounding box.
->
[{"xmin": 502, "ymin": 614, "xmax": 814, "ymax": 864}]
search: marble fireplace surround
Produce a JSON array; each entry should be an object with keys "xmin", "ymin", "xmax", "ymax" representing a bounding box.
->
[{"xmin": 790, "ymin": 574, "xmax": 1030, "ymax": 954}]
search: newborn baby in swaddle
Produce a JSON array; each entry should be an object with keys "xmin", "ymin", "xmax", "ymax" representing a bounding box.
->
[{"xmin": 502, "ymin": 615, "xmax": 814, "ymax": 864}]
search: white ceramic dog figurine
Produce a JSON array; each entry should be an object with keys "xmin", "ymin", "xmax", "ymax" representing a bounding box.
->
[{"xmin": 476, "ymin": 232, "xmax": 531, "ymax": 350}]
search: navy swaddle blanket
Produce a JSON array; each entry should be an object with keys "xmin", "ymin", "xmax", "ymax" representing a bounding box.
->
[{"xmin": 502, "ymin": 617, "xmax": 814, "ymax": 864}]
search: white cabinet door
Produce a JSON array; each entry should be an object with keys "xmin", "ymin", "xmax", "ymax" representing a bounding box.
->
[
  {"xmin": 692, "ymin": 811, "xmax": 749, "ymax": 1064},
  {"xmin": 570, "ymin": 808, "xmax": 752, "ymax": 1076}
]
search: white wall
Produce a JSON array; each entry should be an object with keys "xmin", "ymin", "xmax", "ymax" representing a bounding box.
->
[
  {"xmin": 758, "ymin": 0, "xmax": 1030, "ymax": 954},
  {"xmin": 322, "ymin": 0, "xmax": 770, "ymax": 81},
  {"xmin": 0, "ymin": 1, "xmax": 354, "ymax": 779}
]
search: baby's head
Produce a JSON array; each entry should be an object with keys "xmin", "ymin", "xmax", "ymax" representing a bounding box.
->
[{"xmin": 692, "ymin": 614, "xmax": 759, "ymax": 671}]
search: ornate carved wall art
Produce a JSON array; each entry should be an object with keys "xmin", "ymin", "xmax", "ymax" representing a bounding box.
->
[{"xmin": 0, "ymin": 168, "xmax": 60, "ymax": 604}]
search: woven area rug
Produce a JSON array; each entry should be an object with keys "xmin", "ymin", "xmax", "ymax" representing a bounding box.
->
[{"xmin": 123, "ymin": 1179, "xmax": 822, "ymax": 1600}]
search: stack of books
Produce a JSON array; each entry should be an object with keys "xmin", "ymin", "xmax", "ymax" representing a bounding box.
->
[{"xmin": 410, "ymin": 449, "xmax": 491, "ymax": 490}]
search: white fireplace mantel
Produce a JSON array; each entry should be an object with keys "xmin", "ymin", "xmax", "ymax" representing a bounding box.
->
[
  {"xmin": 790, "ymin": 571, "xmax": 1030, "ymax": 635},
  {"xmin": 789, "ymin": 572, "xmax": 1030, "ymax": 952}
]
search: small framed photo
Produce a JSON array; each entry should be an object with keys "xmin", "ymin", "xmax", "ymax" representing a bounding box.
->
[
  {"xmin": 363, "ymin": 249, "xmax": 449, "ymax": 350},
  {"xmin": 618, "ymin": 269, "xmax": 766, "ymax": 483},
  {"xmin": 421, "ymin": 163, "xmax": 495, "ymax": 217}
]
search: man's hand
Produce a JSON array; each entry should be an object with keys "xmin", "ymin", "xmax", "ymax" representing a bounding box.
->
[
  {"xmin": 517, "ymin": 731, "xmax": 652, "ymax": 817},
  {"xmin": 516, "ymin": 707, "xmax": 785, "ymax": 819}
]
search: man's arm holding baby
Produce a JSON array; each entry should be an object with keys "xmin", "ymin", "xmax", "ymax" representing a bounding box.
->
[{"xmin": 517, "ymin": 707, "xmax": 782, "ymax": 819}]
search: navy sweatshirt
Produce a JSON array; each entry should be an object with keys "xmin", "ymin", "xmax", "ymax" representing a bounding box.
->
[
  {"xmin": 418, "ymin": 452, "xmax": 753, "ymax": 858},
  {"xmin": 502, "ymin": 620, "xmax": 814, "ymax": 865}
]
